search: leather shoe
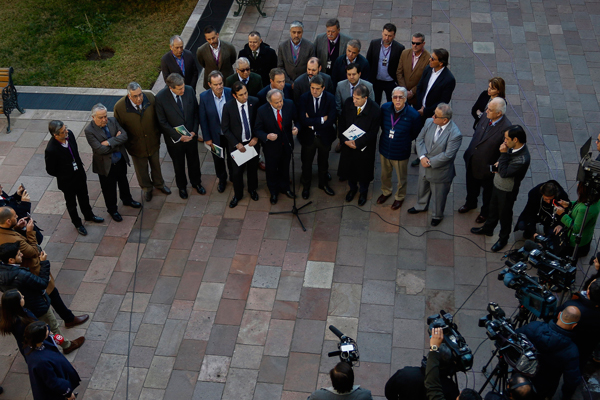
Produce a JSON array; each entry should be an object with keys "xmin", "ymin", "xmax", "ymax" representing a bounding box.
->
[
  {"xmin": 391, "ymin": 200, "xmax": 403, "ymax": 210},
  {"xmin": 319, "ymin": 185, "xmax": 335, "ymax": 196},
  {"xmin": 407, "ymin": 207, "xmax": 422, "ymax": 214},
  {"xmin": 411, "ymin": 158, "xmax": 420, "ymax": 167},
  {"xmin": 270, "ymin": 194, "xmax": 278, "ymax": 205},
  {"xmin": 258, "ymin": 161, "xmax": 266, "ymax": 171},
  {"xmin": 217, "ymin": 181, "xmax": 226, "ymax": 193},
  {"xmin": 491, "ymin": 239, "xmax": 508, "ymax": 252},
  {"xmin": 431, "ymin": 218, "xmax": 442, "ymax": 226},
  {"xmin": 302, "ymin": 188, "xmax": 310, "ymax": 199},
  {"xmin": 285, "ymin": 190, "xmax": 296, "ymax": 199},
  {"xmin": 470, "ymin": 227, "xmax": 493, "ymax": 236},
  {"xmin": 63, "ymin": 336, "xmax": 85, "ymax": 354},
  {"xmin": 160, "ymin": 186, "xmax": 172, "ymax": 195},
  {"xmin": 194, "ymin": 184, "xmax": 206, "ymax": 195},
  {"xmin": 327, "ymin": 172, "xmax": 332, "ymax": 181},
  {"xmin": 76, "ymin": 226, "xmax": 87, "ymax": 236},
  {"xmin": 65, "ymin": 314, "xmax": 89, "ymax": 328},
  {"xmin": 458, "ymin": 205, "xmax": 475, "ymax": 214},
  {"xmin": 85, "ymin": 215, "xmax": 104, "ymax": 223},
  {"xmin": 111, "ymin": 212, "xmax": 123, "ymax": 222},
  {"xmin": 345, "ymin": 189, "xmax": 358, "ymax": 202},
  {"xmin": 229, "ymin": 197, "xmax": 239, "ymax": 208},
  {"xmin": 144, "ymin": 190, "xmax": 153, "ymax": 202},
  {"xmin": 475, "ymin": 215, "xmax": 487, "ymax": 224},
  {"xmin": 358, "ymin": 192, "xmax": 367, "ymax": 206},
  {"xmin": 179, "ymin": 189, "xmax": 188, "ymax": 199},
  {"xmin": 124, "ymin": 200, "xmax": 141, "ymax": 208},
  {"xmin": 335, "ymin": 142, "xmax": 342, "ymax": 153},
  {"xmin": 250, "ymin": 190, "xmax": 259, "ymax": 201},
  {"xmin": 377, "ymin": 194, "xmax": 391, "ymax": 204}
]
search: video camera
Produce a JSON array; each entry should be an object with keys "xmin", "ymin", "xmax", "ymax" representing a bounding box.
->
[
  {"xmin": 478, "ymin": 302, "xmax": 538, "ymax": 377},
  {"xmin": 427, "ymin": 310, "xmax": 473, "ymax": 373},
  {"xmin": 327, "ymin": 325, "xmax": 359, "ymax": 366}
]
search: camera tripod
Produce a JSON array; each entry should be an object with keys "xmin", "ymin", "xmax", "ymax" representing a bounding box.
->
[
  {"xmin": 510, "ymin": 306, "xmax": 537, "ymax": 329},
  {"xmin": 478, "ymin": 348, "xmax": 511, "ymax": 395}
]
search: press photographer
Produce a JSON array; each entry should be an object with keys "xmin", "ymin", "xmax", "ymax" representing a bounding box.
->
[
  {"xmin": 385, "ymin": 364, "xmax": 459, "ymax": 400},
  {"xmin": 308, "ymin": 362, "xmax": 373, "ymax": 399},
  {"xmin": 483, "ymin": 374, "xmax": 533, "ymax": 400},
  {"xmin": 514, "ymin": 180, "xmax": 569, "ymax": 240}
]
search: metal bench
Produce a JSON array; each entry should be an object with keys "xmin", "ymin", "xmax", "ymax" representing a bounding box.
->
[
  {"xmin": 234, "ymin": 0, "xmax": 266, "ymax": 17},
  {"xmin": 1, "ymin": 67, "xmax": 25, "ymax": 133}
]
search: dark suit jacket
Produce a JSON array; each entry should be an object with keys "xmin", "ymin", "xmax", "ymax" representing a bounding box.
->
[
  {"xmin": 298, "ymin": 91, "xmax": 337, "ymax": 147},
  {"xmin": 44, "ymin": 131, "xmax": 86, "ymax": 191},
  {"xmin": 471, "ymin": 90, "xmax": 491, "ymax": 129},
  {"xmin": 84, "ymin": 118, "xmax": 130, "ymax": 177},
  {"xmin": 293, "ymin": 72, "xmax": 335, "ymax": 103},
  {"xmin": 257, "ymin": 83, "xmax": 293, "ymax": 106},
  {"xmin": 221, "ymin": 97, "xmax": 259, "ymax": 152},
  {"xmin": 331, "ymin": 54, "xmax": 370, "ymax": 85},
  {"xmin": 225, "ymin": 72, "xmax": 263, "ymax": 97},
  {"xmin": 463, "ymin": 115, "xmax": 512, "ymax": 180},
  {"xmin": 238, "ymin": 42, "xmax": 278, "ymax": 87},
  {"xmin": 314, "ymin": 33, "xmax": 352, "ymax": 71},
  {"xmin": 415, "ymin": 66, "xmax": 456, "ymax": 119},
  {"xmin": 255, "ymin": 100, "xmax": 298, "ymax": 155},
  {"xmin": 160, "ymin": 49, "xmax": 199, "ymax": 90},
  {"xmin": 155, "ymin": 85, "xmax": 200, "ymax": 146},
  {"xmin": 199, "ymin": 87, "xmax": 233, "ymax": 146},
  {"xmin": 196, "ymin": 41, "xmax": 237, "ymax": 89},
  {"xmin": 277, "ymin": 39, "xmax": 315, "ymax": 83},
  {"xmin": 366, "ymin": 39, "xmax": 404, "ymax": 82}
]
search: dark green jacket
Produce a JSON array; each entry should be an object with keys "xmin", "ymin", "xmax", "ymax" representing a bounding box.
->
[
  {"xmin": 561, "ymin": 200, "xmax": 600, "ymax": 247},
  {"xmin": 425, "ymin": 351, "xmax": 445, "ymax": 400}
]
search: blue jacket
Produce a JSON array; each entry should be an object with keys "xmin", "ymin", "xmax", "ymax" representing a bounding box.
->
[
  {"xmin": 199, "ymin": 87, "xmax": 233, "ymax": 146},
  {"xmin": 378, "ymin": 102, "xmax": 421, "ymax": 161}
]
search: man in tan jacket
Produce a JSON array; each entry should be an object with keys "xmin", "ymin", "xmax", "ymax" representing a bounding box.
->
[{"xmin": 396, "ymin": 33, "xmax": 430, "ymax": 107}]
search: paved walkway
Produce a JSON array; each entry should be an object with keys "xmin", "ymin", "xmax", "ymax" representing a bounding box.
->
[{"xmin": 1, "ymin": 0, "xmax": 600, "ymax": 399}]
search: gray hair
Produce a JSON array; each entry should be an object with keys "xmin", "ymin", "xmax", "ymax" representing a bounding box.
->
[
  {"xmin": 347, "ymin": 39, "xmax": 361, "ymax": 51},
  {"xmin": 489, "ymin": 97, "xmax": 506, "ymax": 115},
  {"xmin": 266, "ymin": 89, "xmax": 284, "ymax": 103},
  {"xmin": 170, "ymin": 35, "xmax": 183, "ymax": 46},
  {"xmin": 48, "ymin": 120, "xmax": 65, "ymax": 136},
  {"xmin": 290, "ymin": 21, "xmax": 304, "ymax": 29},
  {"xmin": 165, "ymin": 73, "xmax": 185, "ymax": 88},
  {"xmin": 234, "ymin": 57, "xmax": 250, "ymax": 70},
  {"xmin": 208, "ymin": 70, "xmax": 224, "ymax": 83},
  {"xmin": 249, "ymin": 31, "xmax": 261, "ymax": 38},
  {"xmin": 91, "ymin": 103, "xmax": 107, "ymax": 117},
  {"xmin": 392, "ymin": 87, "xmax": 408, "ymax": 98},
  {"xmin": 437, "ymin": 103, "xmax": 453, "ymax": 119},
  {"xmin": 413, "ymin": 33, "xmax": 425, "ymax": 41},
  {"xmin": 127, "ymin": 82, "xmax": 142, "ymax": 94}
]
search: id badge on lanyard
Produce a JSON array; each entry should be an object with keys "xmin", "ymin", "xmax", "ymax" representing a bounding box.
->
[{"xmin": 389, "ymin": 130, "xmax": 395, "ymax": 139}]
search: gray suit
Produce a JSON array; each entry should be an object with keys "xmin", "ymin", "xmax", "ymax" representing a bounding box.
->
[
  {"xmin": 335, "ymin": 79, "xmax": 375, "ymax": 115},
  {"xmin": 314, "ymin": 33, "xmax": 351, "ymax": 71},
  {"xmin": 413, "ymin": 118, "xmax": 462, "ymax": 219},
  {"xmin": 84, "ymin": 118, "xmax": 130, "ymax": 177},
  {"xmin": 277, "ymin": 39, "xmax": 315, "ymax": 84}
]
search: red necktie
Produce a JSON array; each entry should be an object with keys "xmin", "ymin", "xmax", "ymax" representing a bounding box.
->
[{"xmin": 277, "ymin": 110, "xmax": 283, "ymax": 130}]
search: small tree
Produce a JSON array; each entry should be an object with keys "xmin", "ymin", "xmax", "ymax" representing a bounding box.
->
[{"xmin": 75, "ymin": 13, "xmax": 111, "ymax": 58}]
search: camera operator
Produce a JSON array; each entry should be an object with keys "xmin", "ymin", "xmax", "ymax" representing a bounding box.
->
[
  {"xmin": 514, "ymin": 180, "xmax": 569, "ymax": 240},
  {"xmin": 483, "ymin": 373, "xmax": 533, "ymax": 400},
  {"xmin": 426, "ymin": 328, "xmax": 481, "ymax": 400},
  {"xmin": 308, "ymin": 361, "xmax": 373, "ymax": 399},
  {"xmin": 385, "ymin": 363, "xmax": 459, "ymax": 400},
  {"xmin": 516, "ymin": 306, "xmax": 581, "ymax": 400}
]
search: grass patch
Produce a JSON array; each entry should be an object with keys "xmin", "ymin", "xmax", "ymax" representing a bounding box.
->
[{"xmin": 0, "ymin": 0, "xmax": 199, "ymax": 89}]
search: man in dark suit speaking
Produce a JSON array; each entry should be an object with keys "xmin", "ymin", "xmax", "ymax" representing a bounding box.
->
[
  {"xmin": 414, "ymin": 48, "xmax": 456, "ymax": 122},
  {"xmin": 155, "ymin": 73, "xmax": 206, "ymax": 199},
  {"xmin": 160, "ymin": 35, "xmax": 199, "ymax": 91}
]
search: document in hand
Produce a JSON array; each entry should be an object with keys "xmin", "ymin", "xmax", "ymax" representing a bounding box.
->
[
  {"xmin": 204, "ymin": 143, "xmax": 224, "ymax": 158},
  {"xmin": 230, "ymin": 145, "xmax": 258, "ymax": 166},
  {"xmin": 175, "ymin": 125, "xmax": 192, "ymax": 136},
  {"xmin": 342, "ymin": 124, "xmax": 366, "ymax": 141}
]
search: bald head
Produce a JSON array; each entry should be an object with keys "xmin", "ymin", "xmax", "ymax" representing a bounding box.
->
[{"xmin": 558, "ymin": 306, "xmax": 581, "ymax": 330}]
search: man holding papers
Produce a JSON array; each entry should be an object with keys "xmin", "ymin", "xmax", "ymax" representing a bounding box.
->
[
  {"xmin": 221, "ymin": 81, "xmax": 260, "ymax": 208},
  {"xmin": 155, "ymin": 73, "xmax": 205, "ymax": 199},
  {"xmin": 255, "ymin": 89, "xmax": 299, "ymax": 205},
  {"xmin": 337, "ymin": 84, "xmax": 381, "ymax": 206}
]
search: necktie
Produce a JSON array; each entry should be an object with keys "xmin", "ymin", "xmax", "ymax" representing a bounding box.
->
[
  {"xmin": 102, "ymin": 126, "xmax": 122, "ymax": 164},
  {"xmin": 356, "ymin": 107, "xmax": 361, "ymax": 116},
  {"xmin": 253, "ymin": 50, "xmax": 257, "ymax": 59},
  {"xmin": 241, "ymin": 104, "xmax": 251, "ymax": 142},
  {"xmin": 350, "ymin": 85, "xmax": 354, "ymax": 97},
  {"xmin": 277, "ymin": 110, "xmax": 283, "ymax": 131},
  {"xmin": 315, "ymin": 97, "xmax": 319, "ymax": 113},
  {"xmin": 176, "ymin": 95, "xmax": 184, "ymax": 117},
  {"xmin": 244, "ymin": 78, "xmax": 248, "ymax": 85},
  {"xmin": 434, "ymin": 127, "xmax": 442, "ymax": 143}
]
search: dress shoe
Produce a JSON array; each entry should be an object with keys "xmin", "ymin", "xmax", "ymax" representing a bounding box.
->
[
  {"xmin": 327, "ymin": 172, "xmax": 332, "ymax": 181},
  {"xmin": 160, "ymin": 186, "xmax": 172, "ymax": 195},
  {"xmin": 358, "ymin": 192, "xmax": 367, "ymax": 206},
  {"xmin": 391, "ymin": 200, "xmax": 403, "ymax": 210},
  {"xmin": 431, "ymin": 218, "xmax": 442, "ymax": 227},
  {"xmin": 179, "ymin": 189, "xmax": 188, "ymax": 199},
  {"xmin": 411, "ymin": 158, "xmax": 420, "ymax": 167},
  {"xmin": 285, "ymin": 190, "xmax": 296, "ymax": 199},
  {"xmin": 470, "ymin": 227, "xmax": 493, "ymax": 236},
  {"xmin": 302, "ymin": 188, "xmax": 310, "ymax": 199},
  {"xmin": 491, "ymin": 239, "xmax": 508, "ymax": 252},
  {"xmin": 76, "ymin": 226, "xmax": 88, "ymax": 236},
  {"xmin": 144, "ymin": 190, "xmax": 153, "ymax": 202},
  {"xmin": 270, "ymin": 194, "xmax": 278, "ymax": 205},
  {"xmin": 250, "ymin": 190, "xmax": 259, "ymax": 201},
  {"xmin": 63, "ymin": 336, "xmax": 85, "ymax": 354},
  {"xmin": 377, "ymin": 194, "xmax": 391, "ymax": 204},
  {"xmin": 111, "ymin": 212, "xmax": 123, "ymax": 222},
  {"xmin": 258, "ymin": 161, "xmax": 266, "ymax": 171},
  {"xmin": 194, "ymin": 184, "xmax": 206, "ymax": 195},
  {"xmin": 85, "ymin": 215, "xmax": 104, "ymax": 223},
  {"xmin": 319, "ymin": 185, "xmax": 335, "ymax": 196},
  {"xmin": 335, "ymin": 143, "xmax": 342, "ymax": 153},
  {"xmin": 345, "ymin": 189, "xmax": 358, "ymax": 202},
  {"xmin": 65, "ymin": 314, "xmax": 89, "ymax": 328},
  {"xmin": 229, "ymin": 197, "xmax": 239, "ymax": 208},
  {"xmin": 475, "ymin": 215, "xmax": 487, "ymax": 224},
  {"xmin": 407, "ymin": 207, "xmax": 422, "ymax": 214},
  {"xmin": 217, "ymin": 181, "xmax": 226, "ymax": 193},
  {"xmin": 124, "ymin": 200, "xmax": 141, "ymax": 208},
  {"xmin": 458, "ymin": 205, "xmax": 476, "ymax": 214}
]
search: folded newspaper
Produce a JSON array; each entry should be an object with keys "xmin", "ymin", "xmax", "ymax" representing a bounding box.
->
[
  {"xmin": 342, "ymin": 124, "xmax": 365, "ymax": 141},
  {"xmin": 204, "ymin": 143, "xmax": 224, "ymax": 158},
  {"xmin": 175, "ymin": 125, "xmax": 192, "ymax": 136}
]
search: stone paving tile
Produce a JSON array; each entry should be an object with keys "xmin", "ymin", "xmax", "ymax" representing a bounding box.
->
[
  {"xmin": 198, "ymin": 355, "xmax": 231, "ymax": 383},
  {"xmin": 88, "ymin": 353, "xmax": 127, "ymax": 391},
  {"xmin": 144, "ymin": 355, "xmax": 176, "ymax": 389},
  {"xmin": 283, "ymin": 352, "xmax": 320, "ymax": 392},
  {"xmin": 175, "ymin": 339, "xmax": 207, "ymax": 371}
]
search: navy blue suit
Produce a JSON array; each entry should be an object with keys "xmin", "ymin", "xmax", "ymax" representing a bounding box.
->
[
  {"xmin": 255, "ymin": 99, "xmax": 298, "ymax": 195},
  {"xmin": 331, "ymin": 54, "xmax": 371, "ymax": 85},
  {"xmin": 415, "ymin": 66, "xmax": 456, "ymax": 121},
  {"xmin": 199, "ymin": 87, "xmax": 234, "ymax": 183},
  {"xmin": 256, "ymin": 83, "xmax": 293, "ymax": 106}
]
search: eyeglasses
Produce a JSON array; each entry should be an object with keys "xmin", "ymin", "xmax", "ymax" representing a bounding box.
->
[
  {"xmin": 238, "ymin": 68, "xmax": 250, "ymax": 72},
  {"xmin": 433, "ymin": 115, "xmax": 445, "ymax": 119},
  {"xmin": 411, "ymin": 41, "xmax": 423, "ymax": 45},
  {"xmin": 430, "ymin": 56, "xmax": 438, "ymax": 61},
  {"xmin": 596, "ymin": 139, "xmax": 600, "ymax": 143},
  {"xmin": 392, "ymin": 96, "xmax": 405, "ymax": 100}
]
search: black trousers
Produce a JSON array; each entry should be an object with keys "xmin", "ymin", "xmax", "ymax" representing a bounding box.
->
[
  {"xmin": 60, "ymin": 171, "xmax": 94, "ymax": 227},
  {"xmin": 373, "ymin": 79, "xmax": 396, "ymax": 105},
  {"xmin": 166, "ymin": 141, "xmax": 202, "ymax": 190},
  {"xmin": 265, "ymin": 144, "xmax": 292, "ymax": 195},
  {"xmin": 348, "ymin": 180, "xmax": 369, "ymax": 194},
  {"xmin": 301, "ymin": 136, "xmax": 331, "ymax": 188},
  {"xmin": 230, "ymin": 143, "xmax": 259, "ymax": 199},
  {"xmin": 482, "ymin": 187, "xmax": 515, "ymax": 242},
  {"xmin": 98, "ymin": 158, "xmax": 133, "ymax": 214},
  {"xmin": 48, "ymin": 287, "xmax": 75, "ymax": 323},
  {"xmin": 213, "ymin": 135, "xmax": 233, "ymax": 183},
  {"xmin": 465, "ymin": 163, "xmax": 494, "ymax": 217}
]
